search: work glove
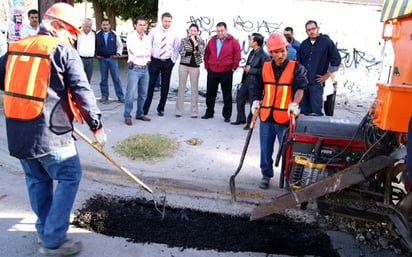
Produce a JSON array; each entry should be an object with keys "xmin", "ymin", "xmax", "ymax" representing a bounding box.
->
[
  {"xmin": 92, "ymin": 127, "xmax": 107, "ymax": 150},
  {"xmin": 252, "ymin": 100, "xmax": 260, "ymax": 114},
  {"xmin": 288, "ymin": 102, "xmax": 300, "ymax": 117}
]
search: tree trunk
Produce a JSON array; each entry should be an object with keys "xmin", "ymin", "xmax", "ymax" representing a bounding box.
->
[
  {"xmin": 38, "ymin": 0, "xmax": 55, "ymax": 18},
  {"xmin": 106, "ymin": 2, "xmax": 116, "ymax": 31},
  {"xmin": 92, "ymin": 0, "xmax": 104, "ymax": 31},
  {"xmin": 38, "ymin": 0, "xmax": 75, "ymax": 22}
]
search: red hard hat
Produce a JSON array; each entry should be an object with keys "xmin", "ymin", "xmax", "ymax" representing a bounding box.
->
[
  {"xmin": 267, "ymin": 33, "xmax": 288, "ymax": 51},
  {"xmin": 43, "ymin": 2, "xmax": 81, "ymax": 35}
]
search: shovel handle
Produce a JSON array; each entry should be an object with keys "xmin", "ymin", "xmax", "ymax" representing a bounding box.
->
[
  {"xmin": 249, "ymin": 109, "xmax": 259, "ymax": 129},
  {"xmin": 230, "ymin": 109, "xmax": 259, "ymax": 201},
  {"xmin": 73, "ymin": 128, "xmax": 153, "ymax": 194}
]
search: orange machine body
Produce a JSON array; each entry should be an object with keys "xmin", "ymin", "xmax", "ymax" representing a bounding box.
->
[
  {"xmin": 371, "ymin": 1, "xmax": 412, "ymax": 133},
  {"xmin": 371, "ymin": 83, "xmax": 412, "ymax": 132}
]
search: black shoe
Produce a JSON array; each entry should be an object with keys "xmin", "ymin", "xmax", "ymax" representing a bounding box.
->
[
  {"xmin": 243, "ymin": 124, "xmax": 250, "ymax": 130},
  {"xmin": 118, "ymin": 97, "xmax": 125, "ymax": 103},
  {"xmin": 201, "ymin": 114, "xmax": 213, "ymax": 119},
  {"xmin": 157, "ymin": 111, "xmax": 164, "ymax": 116},
  {"xmin": 259, "ymin": 176, "xmax": 271, "ymax": 189},
  {"xmin": 224, "ymin": 118, "xmax": 230, "ymax": 123},
  {"xmin": 99, "ymin": 97, "xmax": 108, "ymax": 103},
  {"xmin": 230, "ymin": 121, "xmax": 246, "ymax": 125}
]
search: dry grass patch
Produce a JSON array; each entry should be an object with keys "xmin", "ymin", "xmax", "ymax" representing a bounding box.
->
[{"xmin": 114, "ymin": 133, "xmax": 179, "ymax": 163}]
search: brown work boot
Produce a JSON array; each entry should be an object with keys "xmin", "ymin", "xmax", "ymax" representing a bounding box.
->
[
  {"xmin": 136, "ymin": 115, "xmax": 151, "ymax": 121},
  {"xmin": 124, "ymin": 118, "xmax": 132, "ymax": 125}
]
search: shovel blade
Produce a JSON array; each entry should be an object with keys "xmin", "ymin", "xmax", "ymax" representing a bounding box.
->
[{"xmin": 229, "ymin": 175, "xmax": 237, "ymax": 201}]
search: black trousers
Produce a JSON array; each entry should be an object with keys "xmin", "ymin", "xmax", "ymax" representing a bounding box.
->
[
  {"xmin": 235, "ymin": 79, "xmax": 256, "ymax": 124},
  {"xmin": 81, "ymin": 57, "xmax": 94, "ymax": 84},
  {"xmin": 205, "ymin": 69, "xmax": 233, "ymax": 119},
  {"xmin": 324, "ymin": 82, "xmax": 337, "ymax": 116},
  {"xmin": 144, "ymin": 58, "xmax": 174, "ymax": 114}
]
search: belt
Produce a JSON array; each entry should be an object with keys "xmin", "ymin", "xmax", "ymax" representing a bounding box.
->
[
  {"xmin": 133, "ymin": 64, "xmax": 147, "ymax": 69},
  {"xmin": 80, "ymin": 56, "xmax": 94, "ymax": 59},
  {"xmin": 130, "ymin": 63, "xmax": 147, "ymax": 69},
  {"xmin": 153, "ymin": 57, "xmax": 171, "ymax": 62}
]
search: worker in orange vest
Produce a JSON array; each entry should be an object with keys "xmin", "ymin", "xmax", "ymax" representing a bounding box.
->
[
  {"xmin": 0, "ymin": 3, "xmax": 106, "ymax": 256},
  {"xmin": 252, "ymin": 33, "xmax": 307, "ymax": 189}
]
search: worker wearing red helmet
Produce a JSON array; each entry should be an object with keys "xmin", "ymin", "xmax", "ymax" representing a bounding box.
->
[
  {"xmin": 252, "ymin": 32, "xmax": 308, "ymax": 189},
  {"xmin": 0, "ymin": 3, "xmax": 106, "ymax": 255}
]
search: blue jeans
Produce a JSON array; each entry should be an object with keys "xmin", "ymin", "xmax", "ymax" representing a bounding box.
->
[
  {"xmin": 408, "ymin": 116, "xmax": 412, "ymax": 183},
  {"xmin": 98, "ymin": 57, "xmax": 124, "ymax": 99},
  {"xmin": 260, "ymin": 121, "xmax": 288, "ymax": 178},
  {"xmin": 19, "ymin": 143, "xmax": 82, "ymax": 248},
  {"xmin": 300, "ymin": 83, "xmax": 324, "ymax": 116},
  {"xmin": 124, "ymin": 66, "xmax": 149, "ymax": 118}
]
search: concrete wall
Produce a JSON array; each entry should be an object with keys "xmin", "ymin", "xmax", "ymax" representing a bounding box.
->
[{"xmin": 158, "ymin": 0, "xmax": 388, "ymax": 105}]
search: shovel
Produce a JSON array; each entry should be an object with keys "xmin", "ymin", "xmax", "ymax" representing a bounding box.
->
[
  {"xmin": 73, "ymin": 127, "xmax": 153, "ymax": 194},
  {"xmin": 229, "ymin": 109, "xmax": 259, "ymax": 202}
]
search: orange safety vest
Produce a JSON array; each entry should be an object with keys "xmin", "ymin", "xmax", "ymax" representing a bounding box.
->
[
  {"xmin": 4, "ymin": 35, "xmax": 60, "ymax": 120},
  {"xmin": 260, "ymin": 60, "xmax": 296, "ymax": 124}
]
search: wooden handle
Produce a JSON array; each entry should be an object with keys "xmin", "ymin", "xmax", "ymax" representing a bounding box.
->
[{"xmin": 74, "ymin": 128, "xmax": 153, "ymax": 194}]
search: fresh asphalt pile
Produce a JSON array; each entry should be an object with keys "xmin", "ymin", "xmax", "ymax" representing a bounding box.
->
[{"xmin": 73, "ymin": 194, "xmax": 339, "ymax": 256}]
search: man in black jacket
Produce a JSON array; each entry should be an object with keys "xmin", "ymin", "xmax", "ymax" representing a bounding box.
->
[
  {"xmin": 231, "ymin": 33, "xmax": 270, "ymax": 129},
  {"xmin": 95, "ymin": 19, "xmax": 124, "ymax": 103}
]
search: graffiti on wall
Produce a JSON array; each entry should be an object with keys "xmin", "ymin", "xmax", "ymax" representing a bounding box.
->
[
  {"xmin": 233, "ymin": 16, "xmax": 282, "ymax": 36},
  {"xmin": 186, "ymin": 15, "xmax": 383, "ymax": 71},
  {"xmin": 338, "ymin": 48, "xmax": 381, "ymax": 69},
  {"xmin": 186, "ymin": 15, "xmax": 284, "ymax": 66}
]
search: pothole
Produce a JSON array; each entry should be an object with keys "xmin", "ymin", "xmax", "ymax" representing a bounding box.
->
[{"xmin": 73, "ymin": 194, "xmax": 338, "ymax": 256}]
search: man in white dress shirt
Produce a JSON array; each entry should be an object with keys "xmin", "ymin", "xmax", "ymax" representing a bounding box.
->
[
  {"xmin": 123, "ymin": 16, "xmax": 153, "ymax": 125},
  {"xmin": 76, "ymin": 18, "xmax": 96, "ymax": 83}
]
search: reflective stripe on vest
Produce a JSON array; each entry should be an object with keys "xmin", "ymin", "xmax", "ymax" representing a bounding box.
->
[
  {"xmin": 260, "ymin": 60, "xmax": 295, "ymax": 124},
  {"xmin": 4, "ymin": 35, "xmax": 60, "ymax": 120}
]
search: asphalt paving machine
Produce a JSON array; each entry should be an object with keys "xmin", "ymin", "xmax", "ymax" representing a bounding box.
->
[{"xmin": 250, "ymin": 0, "xmax": 412, "ymax": 250}]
